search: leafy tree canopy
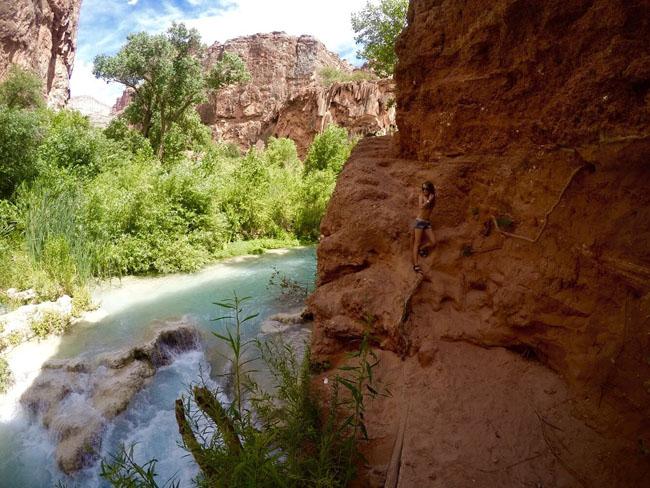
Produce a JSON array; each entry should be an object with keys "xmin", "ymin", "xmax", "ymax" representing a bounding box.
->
[
  {"xmin": 351, "ymin": 0, "xmax": 409, "ymax": 78},
  {"xmin": 93, "ymin": 23, "xmax": 250, "ymax": 160}
]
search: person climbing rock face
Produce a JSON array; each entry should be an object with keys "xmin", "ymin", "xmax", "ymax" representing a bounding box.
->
[{"xmin": 412, "ymin": 181, "xmax": 436, "ymax": 273}]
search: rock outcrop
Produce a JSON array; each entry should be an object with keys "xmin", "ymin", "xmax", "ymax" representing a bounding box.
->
[
  {"xmin": 198, "ymin": 32, "xmax": 395, "ymax": 155},
  {"xmin": 68, "ymin": 95, "xmax": 113, "ymax": 127},
  {"xmin": 21, "ymin": 322, "xmax": 200, "ymax": 473},
  {"xmin": 0, "ymin": 0, "xmax": 81, "ymax": 108},
  {"xmin": 309, "ymin": 1, "xmax": 650, "ymax": 486}
]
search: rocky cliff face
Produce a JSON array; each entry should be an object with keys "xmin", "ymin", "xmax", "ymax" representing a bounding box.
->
[
  {"xmin": 309, "ymin": 1, "xmax": 649, "ymax": 486},
  {"xmin": 198, "ymin": 33, "xmax": 395, "ymax": 154},
  {"xmin": 0, "ymin": 0, "xmax": 81, "ymax": 108}
]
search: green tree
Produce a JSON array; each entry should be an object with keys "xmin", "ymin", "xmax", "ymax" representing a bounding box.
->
[
  {"xmin": 351, "ymin": 0, "xmax": 409, "ymax": 78},
  {"xmin": 0, "ymin": 107, "xmax": 47, "ymax": 198},
  {"xmin": 93, "ymin": 23, "xmax": 250, "ymax": 160},
  {"xmin": 304, "ymin": 125, "xmax": 355, "ymax": 174},
  {"xmin": 0, "ymin": 65, "xmax": 44, "ymax": 110}
]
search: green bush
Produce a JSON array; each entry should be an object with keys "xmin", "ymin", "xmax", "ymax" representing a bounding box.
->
[
  {"xmin": 295, "ymin": 170, "xmax": 337, "ymax": 240},
  {"xmin": 0, "ymin": 65, "xmax": 44, "ymax": 110},
  {"xmin": 104, "ymin": 117, "xmax": 154, "ymax": 158},
  {"xmin": 0, "ymin": 356, "xmax": 12, "ymax": 394},
  {"xmin": 30, "ymin": 310, "xmax": 71, "ymax": 339},
  {"xmin": 38, "ymin": 110, "xmax": 127, "ymax": 176},
  {"xmin": 317, "ymin": 66, "xmax": 376, "ymax": 87},
  {"xmin": 0, "ymin": 107, "xmax": 47, "ymax": 198},
  {"xmin": 304, "ymin": 125, "xmax": 355, "ymax": 175}
]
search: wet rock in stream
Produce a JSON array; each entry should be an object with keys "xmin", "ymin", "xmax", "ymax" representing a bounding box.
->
[{"xmin": 20, "ymin": 321, "xmax": 200, "ymax": 474}]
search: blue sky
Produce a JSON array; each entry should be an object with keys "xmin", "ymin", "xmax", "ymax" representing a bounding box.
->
[{"xmin": 71, "ymin": 0, "xmax": 367, "ymax": 105}]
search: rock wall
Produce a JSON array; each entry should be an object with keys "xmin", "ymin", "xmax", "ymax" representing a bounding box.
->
[
  {"xmin": 0, "ymin": 0, "xmax": 81, "ymax": 108},
  {"xmin": 198, "ymin": 33, "xmax": 395, "ymax": 154},
  {"xmin": 309, "ymin": 1, "xmax": 650, "ymax": 486}
]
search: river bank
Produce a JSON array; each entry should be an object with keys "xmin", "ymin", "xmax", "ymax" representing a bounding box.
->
[{"xmin": 0, "ymin": 246, "xmax": 315, "ymax": 486}]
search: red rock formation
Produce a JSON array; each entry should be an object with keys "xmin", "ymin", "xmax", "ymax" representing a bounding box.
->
[
  {"xmin": 273, "ymin": 79, "xmax": 396, "ymax": 155},
  {"xmin": 309, "ymin": 1, "xmax": 650, "ymax": 486},
  {"xmin": 198, "ymin": 32, "xmax": 395, "ymax": 154},
  {"xmin": 0, "ymin": 0, "xmax": 81, "ymax": 108},
  {"xmin": 111, "ymin": 88, "xmax": 133, "ymax": 115}
]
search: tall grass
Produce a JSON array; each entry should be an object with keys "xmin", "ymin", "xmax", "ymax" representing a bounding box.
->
[{"xmin": 22, "ymin": 178, "xmax": 112, "ymax": 293}]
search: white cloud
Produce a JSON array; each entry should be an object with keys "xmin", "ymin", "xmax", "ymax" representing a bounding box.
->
[
  {"xmin": 127, "ymin": 0, "xmax": 139, "ymax": 5},
  {"xmin": 71, "ymin": 0, "xmax": 370, "ymax": 103},
  {"xmin": 69, "ymin": 59, "xmax": 126, "ymax": 106},
  {"xmin": 185, "ymin": 0, "xmax": 367, "ymax": 56}
]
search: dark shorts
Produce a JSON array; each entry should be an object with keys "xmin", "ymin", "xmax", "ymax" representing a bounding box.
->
[{"xmin": 414, "ymin": 218, "xmax": 432, "ymax": 230}]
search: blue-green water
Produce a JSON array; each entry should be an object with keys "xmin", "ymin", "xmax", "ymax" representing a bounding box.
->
[{"xmin": 0, "ymin": 247, "xmax": 316, "ymax": 488}]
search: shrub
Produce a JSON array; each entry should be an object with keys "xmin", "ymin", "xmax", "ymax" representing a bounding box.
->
[
  {"xmin": 304, "ymin": 125, "xmax": 355, "ymax": 175},
  {"xmin": 7, "ymin": 330, "xmax": 23, "ymax": 346},
  {"xmin": 0, "ymin": 356, "xmax": 12, "ymax": 394},
  {"xmin": 317, "ymin": 66, "xmax": 376, "ymax": 87},
  {"xmin": 38, "ymin": 110, "xmax": 127, "ymax": 176},
  {"xmin": 0, "ymin": 65, "xmax": 44, "ymax": 110},
  {"xmin": 30, "ymin": 310, "xmax": 71, "ymax": 339},
  {"xmin": 295, "ymin": 169, "xmax": 337, "ymax": 240},
  {"xmin": 71, "ymin": 286, "xmax": 95, "ymax": 317},
  {"xmin": 264, "ymin": 137, "xmax": 301, "ymax": 170},
  {"xmin": 104, "ymin": 117, "xmax": 154, "ymax": 158},
  {"xmin": 0, "ymin": 107, "xmax": 47, "ymax": 198}
]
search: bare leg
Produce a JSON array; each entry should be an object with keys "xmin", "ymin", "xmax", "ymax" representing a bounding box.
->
[
  {"xmin": 424, "ymin": 228, "xmax": 436, "ymax": 248},
  {"xmin": 412, "ymin": 228, "xmax": 423, "ymax": 268}
]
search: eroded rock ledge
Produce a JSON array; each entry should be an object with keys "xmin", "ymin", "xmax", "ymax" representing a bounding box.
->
[{"xmin": 21, "ymin": 321, "xmax": 200, "ymax": 473}]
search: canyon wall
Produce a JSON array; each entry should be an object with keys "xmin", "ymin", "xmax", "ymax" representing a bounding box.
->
[
  {"xmin": 0, "ymin": 0, "xmax": 81, "ymax": 108},
  {"xmin": 198, "ymin": 33, "xmax": 395, "ymax": 154},
  {"xmin": 309, "ymin": 0, "xmax": 649, "ymax": 486}
]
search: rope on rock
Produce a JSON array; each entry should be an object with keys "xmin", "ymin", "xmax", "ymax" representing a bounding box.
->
[{"xmin": 492, "ymin": 163, "xmax": 592, "ymax": 243}]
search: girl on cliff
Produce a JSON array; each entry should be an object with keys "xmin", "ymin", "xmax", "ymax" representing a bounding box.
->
[{"xmin": 413, "ymin": 181, "xmax": 436, "ymax": 273}]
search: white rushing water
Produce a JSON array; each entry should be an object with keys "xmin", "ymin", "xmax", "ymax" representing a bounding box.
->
[{"xmin": 0, "ymin": 247, "xmax": 315, "ymax": 487}]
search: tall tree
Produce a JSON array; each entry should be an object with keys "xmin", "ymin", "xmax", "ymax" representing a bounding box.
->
[
  {"xmin": 351, "ymin": 0, "xmax": 409, "ymax": 78},
  {"xmin": 93, "ymin": 23, "xmax": 250, "ymax": 160}
]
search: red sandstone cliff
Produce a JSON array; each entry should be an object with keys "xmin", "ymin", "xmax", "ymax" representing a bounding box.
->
[
  {"xmin": 309, "ymin": 1, "xmax": 650, "ymax": 486},
  {"xmin": 0, "ymin": 0, "xmax": 81, "ymax": 108},
  {"xmin": 198, "ymin": 33, "xmax": 395, "ymax": 154}
]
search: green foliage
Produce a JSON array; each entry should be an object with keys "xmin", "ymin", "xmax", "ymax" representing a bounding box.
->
[
  {"xmin": 295, "ymin": 169, "xmax": 337, "ymax": 240},
  {"xmin": 100, "ymin": 445, "xmax": 179, "ymax": 488},
  {"xmin": 317, "ymin": 66, "xmax": 376, "ymax": 87},
  {"xmin": 0, "ymin": 106, "xmax": 47, "ymax": 198},
  {"xmin": 21, "ymin": 177, "xmax": 98, "ymax": 291},
  {"xmin": 0, "ymin": 355, "xmax": 12, "ymax": 394},
  {"xmin": 38, "ymin": 110, "xmax": 128, "ymax": 176},
  {"xmin": 101, "ymin": 295, "xmax": 385, "ymax": 487},
  {"xmin": 94, "ymin": 23, "xmax": 249, "ymax": 160},
  {"xmin": 351, "ymin": 0, "xmax": 409, "ymax": 77},
  {"xmin": 104, "ymin": 117, "xmax": 153, "ymax": 157},
  {"xmin": 304, "ymin": 125, "xmax": 355, "ymax": 175},
  {"xmin": 0, "ymin": 65, "xmax": 44, "ymax": 110},
  {"xmin": 30, "ymin": 310, "xmax": 71, "ymax": 339},
  {"xmin": 264, "ymin": 137, "xmax": 301, "ymax": 170}
]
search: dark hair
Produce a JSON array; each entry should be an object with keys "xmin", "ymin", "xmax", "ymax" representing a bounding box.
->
[{"xmin": 422, "ymin": 181, "xmax": 435, "ymax": 195}]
